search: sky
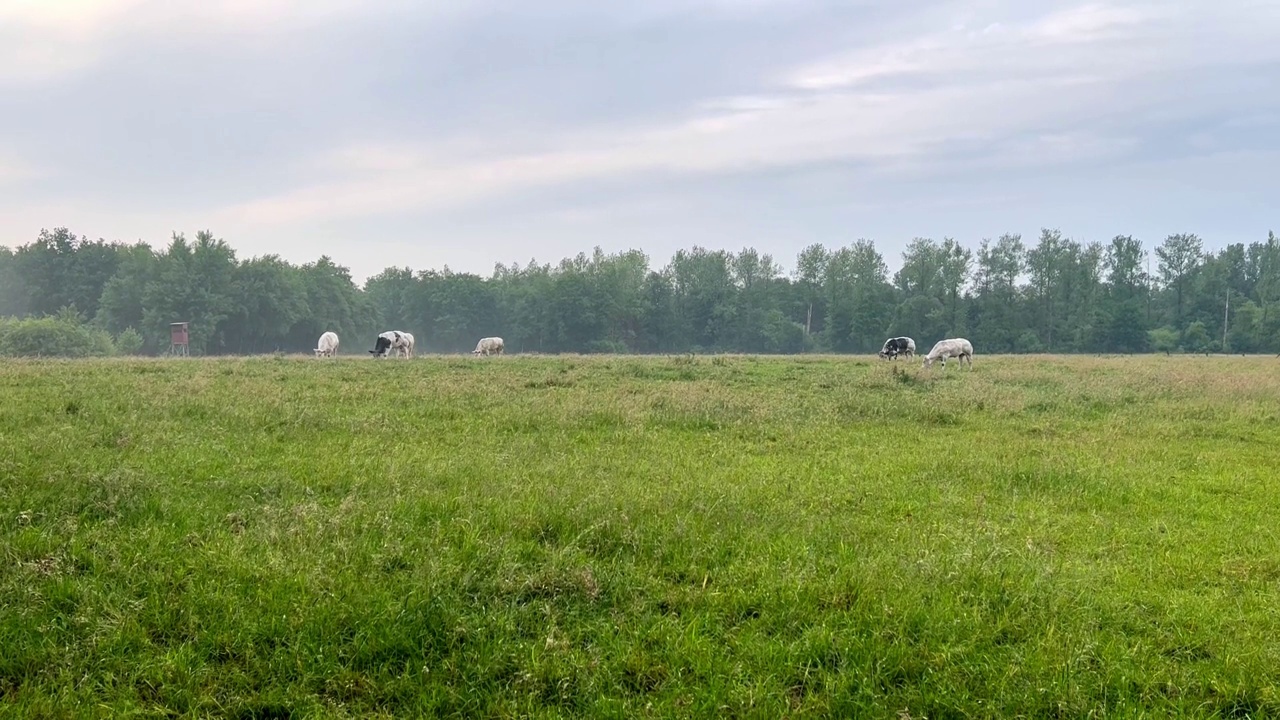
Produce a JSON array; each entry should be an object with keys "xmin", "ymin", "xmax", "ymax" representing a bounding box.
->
[{"xmin": 1, "ymin": 0, "xmax": 1277, "ymax": 284}]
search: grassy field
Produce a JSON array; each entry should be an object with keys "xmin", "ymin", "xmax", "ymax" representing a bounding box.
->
[{"xmin": 3, "ymin": 353, "xmax": 1280, "ymax": 718}]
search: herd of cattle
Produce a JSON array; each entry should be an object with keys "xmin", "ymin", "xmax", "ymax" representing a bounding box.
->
[
  {"xmin": 311, "ymin": 331, "xmax": 504, "ymax": 358},
  {"xmin": 312, "ymin": 331, "xmax": 971, "ymax": 368}
]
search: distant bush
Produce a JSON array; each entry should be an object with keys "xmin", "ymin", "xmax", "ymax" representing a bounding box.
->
[
  {"xmin": 1148, "ymin": 326, "xmax": 1179, "ymax": 354},
  {"xmin": 0, "ymin": 316, "xmax": 116, "ymax": 358},
  {"xmin": 1181, "ymin": 321, "xmax": 1214, "ymax": 353},
  {"xmin": 114, "ymin": 327, "xmax": 145, "ymax": 356},
  {"xmin": 763, "ymin": 310, "xmax": 809, "ymax": 354},
  {"xmin": 1015, "ymin": 330, "xmax": 1045, "ymax": 353}
]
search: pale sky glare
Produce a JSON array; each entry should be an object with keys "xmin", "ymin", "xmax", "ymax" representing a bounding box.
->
[{"xmin": 1, "ymin": 0, "xmax": 1277, "ymax": 282}]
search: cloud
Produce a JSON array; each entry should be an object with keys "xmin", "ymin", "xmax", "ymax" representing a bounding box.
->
[
  {"xmin": 221, "ymin": 1, "xmax": 1214, "ymax": 226},
  {"xmin": 1024, "ymin": 3, "xmax": 1152, "ymax": 42},
  {"xmin": 783, "ymin": 2, "xmax": 1171, "ymax": 93},
  {"xmin": 0, "ymin": 0, "xmax": 434, "ymax": 84},
  {"xmin": 3, "ymin": 0, "xmax": 1279, "ymax": 281}
]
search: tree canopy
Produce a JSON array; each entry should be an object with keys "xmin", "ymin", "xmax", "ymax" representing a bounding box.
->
[{"xmin": 2, "ymin": 227, "xmax": 1277, "ymax": 355}]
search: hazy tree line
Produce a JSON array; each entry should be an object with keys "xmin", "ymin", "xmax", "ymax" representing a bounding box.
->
[{"xmin": 2, "ymin": 226, "xmax": 1279, "ymax": 357}]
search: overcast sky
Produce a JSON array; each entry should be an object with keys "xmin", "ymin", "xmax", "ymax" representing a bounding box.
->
[{"xmin": 2, "ymin": 0, "xmax": 1277, "ymax": 283}]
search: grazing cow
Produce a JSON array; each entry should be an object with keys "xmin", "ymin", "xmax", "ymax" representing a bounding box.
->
[
  {"xmin": 472, "ymin": 337, "xmax": 505, "ymax": 356},
  {"xmin": 923, "ymin": 338, "xmax": 974, "ymax": 370},
  {"xmin": 314, "ymin": 331, "xmax": 339, "ymax": 358},
  {"xmin": 370, "ymin": 330, "xmax": 412, "ymax": 358},
  {"xmin": 879, "ymin": 336, "xmax": 916, "ymax": 360}
]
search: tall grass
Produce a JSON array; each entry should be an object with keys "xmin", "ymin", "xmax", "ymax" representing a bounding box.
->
[{"xmin": 3, "ymin": 354, "xmax": 1280, "ymax": 717}]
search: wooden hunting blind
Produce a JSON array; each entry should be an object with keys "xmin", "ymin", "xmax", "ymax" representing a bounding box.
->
[{"xmin": 169, "ymin": 322, "xmax": 189, "ymax": 356}]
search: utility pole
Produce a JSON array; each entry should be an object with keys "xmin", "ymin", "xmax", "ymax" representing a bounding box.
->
[
  {"xmin": 1146, "ymin": 254, "xmax": 1152, "ymax": 323},
  {"xmin": 1223, "ymin": 288, "xmax": 1230, "ymax": 353}
]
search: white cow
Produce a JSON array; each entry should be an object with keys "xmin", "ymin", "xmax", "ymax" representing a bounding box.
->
[
  {"xmin": 472, "ymin": 337, "xmax": 505, "ymax": 356},
  {"xmin": 923, "ymin": 338, "xmax": 974, "ymax": 370},
  {"xmin": 314, "ymin": 331, "xmax": 339, "ymax": 358}
]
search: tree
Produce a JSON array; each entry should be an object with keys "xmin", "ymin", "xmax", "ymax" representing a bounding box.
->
[
  {"xmin": 227, "ymin": 255, "xmax": 310, "ymax": 353},
  {"xmin": 1155, "ymin": 233, "xmax": 1204, "ymax": 333},
  {"xmin": 4, "ymin": 223, "xmax": 1273, "ymax": 357},
  {"xmin": 938, "ymin": 238, "xmax": 973, "ymax": 333},
  {"xmin": 971, "ymin": 233, "xmax": 1025, "ymax": 352},
  {"xmin": 1025, "ymin": 229, "xmax": 1070, "ymax": 350},
  {"xmin": 12, "ymin": 228, "xmax": 122, "ymax": 319},
  {"xmin": 96, "ymin": 243, "xmax": 159, "ymax": 342},
  {"xmin": 794, "ymin": 244, "xmax": 829, "ymax": 337},
  {"xmin": 826, "ymin": 240, "xmax": 893, "ymax": 352},
  {"xmin": 364, "ymin": 266, "xmax": 417, "ymax": 333},
  {"xmin": 1105, "ymin": 235, "xmax": 1146, "ymax": 300},
  {"xmin": 668, "ymin": 247, "xmax": 735, "ymax": 351},
  {"xmin": 139, "ymin": 231, "xmax": 239, "ymax": 354},
  {"xmin": 1102, "ymin": 234, "xmax": 1149, "ymax": 352},
  {"xmin": 0, "ymin": 246, "xmax": 27, "ymax": 317}
]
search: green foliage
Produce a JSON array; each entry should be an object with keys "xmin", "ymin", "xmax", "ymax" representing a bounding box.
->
[
  {"xmin": 1102, "ymin": 299, "xmax": 1149, "ymax": 353},
  {"xmin": 11, "ymin": 228, "xmax": 121, "ymax": 319},
  {"xmin": 114, "ymin": 327, "xmax": 146, "ymax": 355},
  {"xmin": 0, "ymin": 246, "xmax": 26, "ymax": 317},
  {"xmin": 1182, "ymin": 320, "xmax": 1213, "ymax": 353},
  {"xmin": 4, "ymin": 227, "xmax": 1280, "ymax": 356},
  {"xmin": 1015, "ymin": 330, "xmax": 1045, "ymax": 353},
  {"xmin": 1149, "ymin": 326, "xmax": 1180, "ymax": 353},
  {"xmin": 5, "ymin": 355, "xmax": 1280, "ymax": 716},
  {"xmin": 0, "ymin": 316, "xmax": 116, "ymax": 357}
]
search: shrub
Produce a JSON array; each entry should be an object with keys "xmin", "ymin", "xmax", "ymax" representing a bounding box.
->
[
  {"xmin": 1015, "ymin": 330, "xmax": 1045, "ymax": 353},
  {"xmin": 115, "ymin": 327, "xmax": 146, "ymax": 356},
  {"xmin": 1148, "ymin": 326, "xmax": 1179, "ymax": 354},
  {"xmin": 1182, "ymin": 321, "xmax": 1215, "ymax": 353},
  {"xmin": 0, "ymin": 316, "xmax": 115, "ymax": 358}
]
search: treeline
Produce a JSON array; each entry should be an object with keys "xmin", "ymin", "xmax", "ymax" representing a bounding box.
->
[{"xmin": 2, "ymin": 226, "xmax": 1278, "ymax": 357}]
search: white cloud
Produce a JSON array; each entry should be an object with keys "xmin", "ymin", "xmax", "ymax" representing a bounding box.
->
[
  {"xmin": 217, "ymin": 69, "xmax": 1126, "ymax": 225},
  {"xmin": 4, "ymin": 0, "xmax": 1279, "ymax": 276},
  {"xmin": 787, "ymin": 36, "xmax": 946, "ymax": 91},
  {"xmin": 223, "ymin": 2, "xmax": 1202, "ymax": 226},
  {"xmin": 1023, "ymin": 3, "xmax": 1155, "ymax": 43},
  {"xmin": 0, "ymin": 0, "xmax": 436, "ymax": 84},
  {"xmin": 209, "ymin": 1, "xmax": 1280, "ymax": 231},
  {"xmin": 782, "ymin": 2, "xmax": 1177, "ymax": 94},
  {"xmin": 0, "ymin": 0, "xmax": 143, "ymax": 83}
]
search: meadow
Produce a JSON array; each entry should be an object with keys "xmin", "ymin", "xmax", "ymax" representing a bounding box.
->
[{"xmin": 3, "ymin": 353, "xmax": 1280, "ymax": 718}]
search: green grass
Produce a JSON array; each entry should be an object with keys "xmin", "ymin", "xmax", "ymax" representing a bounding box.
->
[{"xmin": 3, "ymin": 353, "xmax": 1280, "ymax": 718}]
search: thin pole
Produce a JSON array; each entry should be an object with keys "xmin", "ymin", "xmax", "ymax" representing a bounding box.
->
[{"xmin": 1223, "ymin": 288, "xmax": 1230, "ymax": 352}]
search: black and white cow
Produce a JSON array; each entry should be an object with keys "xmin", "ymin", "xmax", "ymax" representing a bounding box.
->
[
  {"xmin": 879, "ymin": 336, "xmax": 916, "ymax": 360},
  {"xmin": 369, "ymin": 330, "xmax": 412, "ymax": 358}
]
